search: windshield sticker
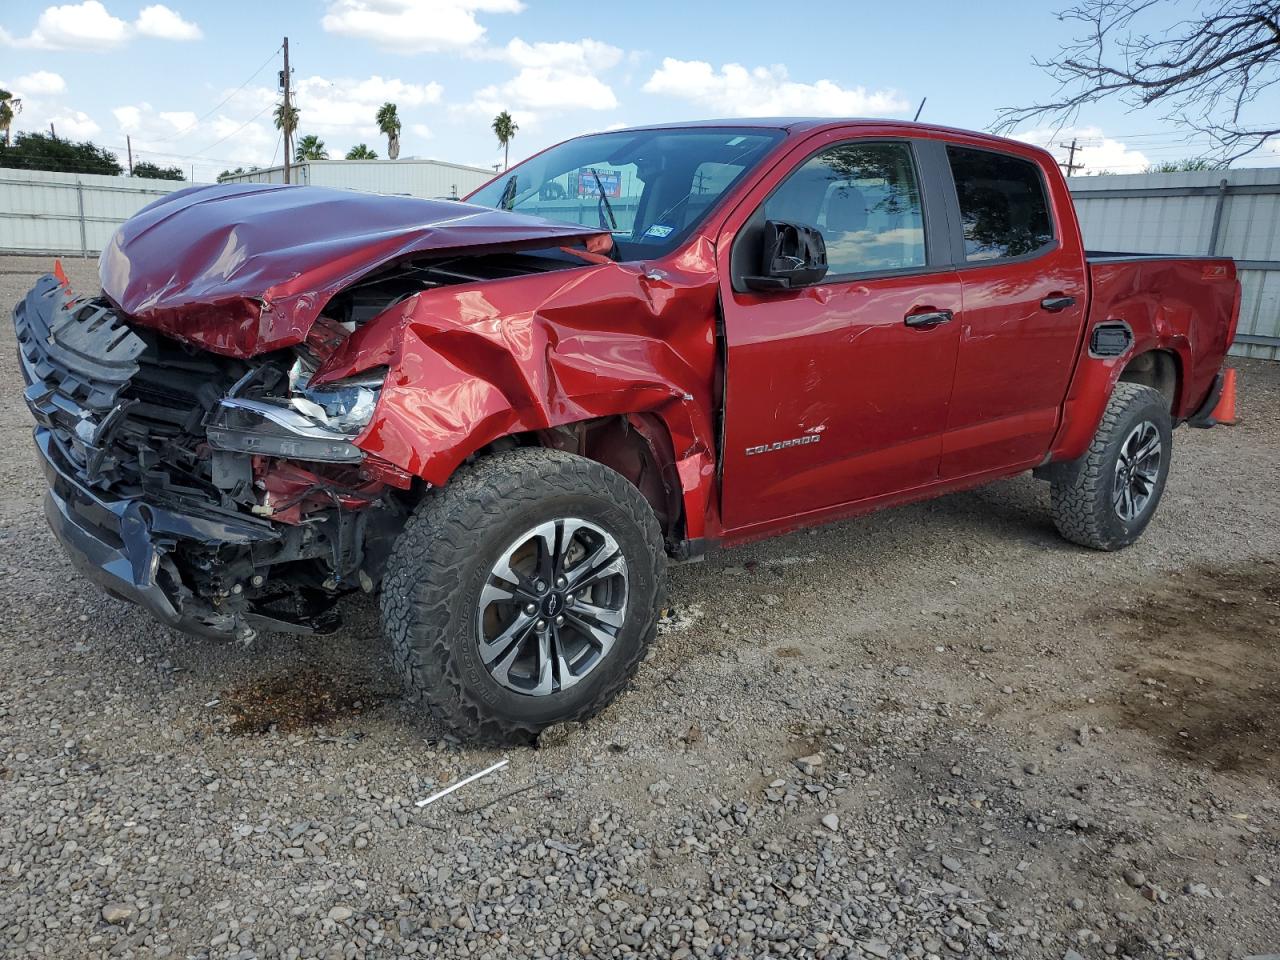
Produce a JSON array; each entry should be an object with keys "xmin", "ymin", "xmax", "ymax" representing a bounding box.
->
[{"xmin": 645, "ymin": 224, "xmax": 674, "ymax": 239}]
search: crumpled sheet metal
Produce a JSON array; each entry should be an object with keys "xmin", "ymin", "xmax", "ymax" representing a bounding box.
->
[
  {"xmin": 317, "ymin": 238, "xmax": 723, "ymax": 539},
  {"xmin": 98, "ymin": 182, "xmax": 610, "ymax": 357}
]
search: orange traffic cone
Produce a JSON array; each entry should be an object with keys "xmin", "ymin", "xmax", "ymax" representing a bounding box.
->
[
  {"xmin": 1210, "ymin": 367, "xmax": 1238, "ymax": 425},
  {"xmin": 53, "ymin": 258, "xmax": 72, "ymax": 293}
]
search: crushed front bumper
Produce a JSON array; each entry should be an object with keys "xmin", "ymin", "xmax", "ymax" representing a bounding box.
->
[{"xmin": 36, "ymin": 427, "xmax": 278, "ymax": 638}]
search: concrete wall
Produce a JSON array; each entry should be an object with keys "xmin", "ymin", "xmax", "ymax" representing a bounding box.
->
[{"xmin": 1068, "ymin": 168, "xmax": 1280, "ymax": 361}]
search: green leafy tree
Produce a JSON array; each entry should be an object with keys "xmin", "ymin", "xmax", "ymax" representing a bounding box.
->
[
  {"xmin": 217, "ymin": 167, "xmax": 246, "ymax": 182},
  {"xmin": 375, "ymin": 102, "xmax": 401, "ymax": 159},
  {"xmin": 345, "ymin": 143, "xmax": 378, "ymax": 159},
  {"xmin": 273, "ymin": 102, "xmax": 298, "ymax": 150},
  {"xmin": 492, "ymin": 110, "xmax": 518, "ymax": 171},
  {"xmin": 0, "ymin": 89, "xmax": 21, "ymax": 147},
  {"xmin": 0, "ymin": 132, "xmax": 122, "ymax": 175},
  {"xmin": 1145, "ymin": 158, "xmax": 1221, "ymax": 173},
  {"xmin": 132, "ymin": 160, "xmax": 185, "ymax": 180},
  {"xmin": 294, "ymin": 134, "xmax": 328, "ymax": 161}
]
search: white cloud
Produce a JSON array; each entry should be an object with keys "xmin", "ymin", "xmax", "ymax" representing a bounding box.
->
[
  {"xmin": 290, "ymin": 74, "xmax": 444, "ymax": 136},
  {"xmin": 46, "ymin": 109, "xmax": 101, "ymax": 138},
  {"xmin": 321, "ymin": 0, "xmax": 523, "ymax": 53},
  {"xmin": 1, "ymin": 2, "xmax": 203, "ymax": 49},
  {"xmin": 2, "ymin": 1, "xmax": 129, "ymax": 50},
  {"xmin": 411, "ymin": 123, "xmax": 433, "ymax": 139},
  {"xmin": 1010, "ymin": 126, "xmax": 1150, "ymax": 175},
  {"xmin": 463, "ymin": 37, "xmax": 624, "ymax": 115},
  {"xmin": 643, "ymin": 58, "xmax": 908, "ymax": 117},
  {"xmin": 135, "ymin": 5, "xmax": 202, "ymax": 41},
  {"xmin": 9, "ymin": 71, "xmax": 67, "ymax": 95}
]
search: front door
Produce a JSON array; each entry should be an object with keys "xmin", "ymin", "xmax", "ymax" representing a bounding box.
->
[{"xmin": 718, "ymin": 138, "xmax": 962, "ymax": 533}]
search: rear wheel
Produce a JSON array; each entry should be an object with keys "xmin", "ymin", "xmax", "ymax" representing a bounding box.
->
[
  {"xmin": 381, "ymin": 448, "xmax": 665, "ymax": 744},
  {"xmin": 1051, "ymin": 382, "xmax": 1173, "ymax": 551}
]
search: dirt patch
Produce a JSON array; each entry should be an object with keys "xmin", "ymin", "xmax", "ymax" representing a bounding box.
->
[
  {"xmin": 1105, "ymin": 561, "xmax": 1280, "ymax": 774},
  {"xmin": 220, "ymin": 668, "xmax": 395, "ymax": 735}
]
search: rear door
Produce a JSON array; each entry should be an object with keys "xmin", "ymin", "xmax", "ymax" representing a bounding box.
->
[
  {"xmin": 717, "ymin": 134, "xmax": 963, "ymax": 531},
  {"xmin": 939, "ymin": 144, "xmax": 1089, "ymax": 477}
]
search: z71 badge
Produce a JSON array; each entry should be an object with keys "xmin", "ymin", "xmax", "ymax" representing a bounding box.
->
[{"xmin": 745, "ymin": 434, "xmax": 821, "ymax": 456}]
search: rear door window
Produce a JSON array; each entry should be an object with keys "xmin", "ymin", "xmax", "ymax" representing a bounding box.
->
[{"xmin": 945, "ymin": 146, "xmax": 1055, "ymax": 262}]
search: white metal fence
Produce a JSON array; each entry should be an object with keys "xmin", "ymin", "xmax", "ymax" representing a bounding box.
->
[
  {"xmin": 1068, "ymin": 167, "xmax": 1280, "ymax": 361},
  {"xmin": 0, "ymin": 168, "xmax": 196, "ymax": 258},
  {"xmin": 4, "ymin": 164, "xmax": 1278, "ymax": 360}
]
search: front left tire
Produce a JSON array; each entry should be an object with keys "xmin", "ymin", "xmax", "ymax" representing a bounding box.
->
[{"xmin": 381, "ymin": 448, "xmax": 666, "ymax": 744}]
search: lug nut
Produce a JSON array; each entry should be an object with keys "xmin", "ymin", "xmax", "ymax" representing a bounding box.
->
[
  {"xmin": 565, "ymin": 592, "xmax": 575, "ymax": 604},
  {"xmin": 534, "ymin": 579, "xmax": 547, "ymax": 593},
  {"xmin": 250, "ymin": 574, "xmax": 265, "ymax": 587},
  {"xmin": 555, "ymin": 614, "xmax": 565, "ymax": 626},
  {"xmin": 536, "ymin": 619, "xmax": 547, "ymax": 630},
  {"xmin": 524, "ymin": 602, "xmax": 537, "ymax": 615},
  {"xmin": 555, "ymin": 575, "xmax": 567, "ymax": 588}
]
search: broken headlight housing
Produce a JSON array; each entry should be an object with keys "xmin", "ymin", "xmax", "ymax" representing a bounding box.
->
[
  {"xmin": 286, "ymin": 355, "xmax": 385, "ymax": 435},
  {"xmin": 205, "ymin": 358, "xmax": 388, "ymax": 463}
]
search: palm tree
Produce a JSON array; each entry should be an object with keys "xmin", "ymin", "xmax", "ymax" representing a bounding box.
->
[
  {"xmin": 295, "ymin": 134, "xmax": 328, "ymax": 161},
  {"xmin": 375, "ymin": 102, "xmax": 401, "ymax": 160},
  {"xmin": 273, "ymin": 101, "xmax": 298, "ymax": 166},
  {"xmin": 345, "ymin": 143, "xmax": 377, "ymax": 160},
  {"xmin": 492, "ymin": 110, "xmax": 518, "ymax": 171},
  {"xmin": 0, "ymin": 89, "xmax": 22, "ymax": 147}
]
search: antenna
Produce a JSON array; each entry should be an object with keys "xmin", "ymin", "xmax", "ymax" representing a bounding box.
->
[{"xmin": 913, "ymin": 97, "xmax": 927, "ymax": 122}]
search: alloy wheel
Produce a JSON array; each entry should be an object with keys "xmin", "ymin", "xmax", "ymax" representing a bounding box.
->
[{"xmin": 476, "ymin": 518, "xmax": 629, "ymax": 696}]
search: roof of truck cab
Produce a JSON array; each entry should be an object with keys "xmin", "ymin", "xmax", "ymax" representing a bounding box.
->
[{"xmin": 606, "ymin": 118, "xmax": 1053, "ymax": 155}]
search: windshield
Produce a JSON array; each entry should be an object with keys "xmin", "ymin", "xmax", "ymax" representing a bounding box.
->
[{"xmin": 467, "ymin": 127, "xmax": 784, "ymax": 260}]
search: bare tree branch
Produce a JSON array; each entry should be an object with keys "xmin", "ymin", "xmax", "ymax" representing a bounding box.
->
[{"xmin": 994, "ymin": 0, "xmax": 1280, "ymax": 162}]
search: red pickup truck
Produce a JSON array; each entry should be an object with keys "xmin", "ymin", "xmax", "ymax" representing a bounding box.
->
[{"xmin": 15, "ymin": 119, "xmax": 1239, "ymax": 742}]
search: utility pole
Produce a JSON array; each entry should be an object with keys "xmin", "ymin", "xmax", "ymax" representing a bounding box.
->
[
  {"xmin": 49, "ymin": 123, "xmax": 56, "ymax": 138},
  {"xmin": 281, "ymin": 36, "xmax": 292, "ymax": 185},
  {"xmin": 1059, "ymin": 138, "xmax": 1083, "ymax": 176},
  {"xmin": 126, "ymin": 135, "xmax": 133, "ymax": 175}
]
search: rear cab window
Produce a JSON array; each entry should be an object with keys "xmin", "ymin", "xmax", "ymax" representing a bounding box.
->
[{"xmin": 945, "ymin": 146, "xmax": 1055, "ymax": 262}]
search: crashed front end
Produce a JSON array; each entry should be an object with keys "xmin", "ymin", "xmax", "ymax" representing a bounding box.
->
[{"xmin": 15, "ymin": 275, "xmax": 407, "ymax": 640}]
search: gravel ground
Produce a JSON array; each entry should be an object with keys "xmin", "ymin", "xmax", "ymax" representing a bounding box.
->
[{"xmin": 1, "ymin": 254, "xmax": 1278, "ymax": 960}]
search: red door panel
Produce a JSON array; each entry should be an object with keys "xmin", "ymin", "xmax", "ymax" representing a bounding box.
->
[
  {"xmin": 942, "ymin": 257, "xmax": 1088, "ymax": 475},
  {"xmin": 719, "ymin": 273, "xmax": 962, "ymax": 530}
]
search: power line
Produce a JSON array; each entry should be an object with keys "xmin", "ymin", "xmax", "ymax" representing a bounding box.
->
[
  {"xmin": 145, "ymin": 45, "xmax": 282, "ymax": 146},
  {"xmin": 190, "ymin": 100, "xmax": 276, "ymax": 159}
]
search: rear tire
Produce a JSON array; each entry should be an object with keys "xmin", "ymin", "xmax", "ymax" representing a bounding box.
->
[
  {"xmin": 1051, "ymin": 381, "xmax": 1172, "ymax": 551},
  {"xmin": 381, "ymin": 448, "xmax": 665, "ymax": 744}
]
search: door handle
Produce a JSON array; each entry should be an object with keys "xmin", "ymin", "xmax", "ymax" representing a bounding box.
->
[
  {"xmin": 904, "ymin": 309, "xmax": 953, "ymax": 329},
  {"xmin": 1040, "ymin": 294, "xmax": 1077, "ymax": 312}
]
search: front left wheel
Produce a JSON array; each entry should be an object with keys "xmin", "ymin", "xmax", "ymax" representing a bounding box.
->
[{"xmin": 381, "ymin": 448, "xmax": 666, "ymax": 744}]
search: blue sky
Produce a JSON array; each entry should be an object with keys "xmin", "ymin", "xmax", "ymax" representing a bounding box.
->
[{"xmin": 2, "ymin": 0, "xmax": 1278, "ymax": 182}]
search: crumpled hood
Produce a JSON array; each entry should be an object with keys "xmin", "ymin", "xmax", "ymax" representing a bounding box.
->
[{"xmin": 99, "ymin": 182, "xmax": 609, "ymax": 357}]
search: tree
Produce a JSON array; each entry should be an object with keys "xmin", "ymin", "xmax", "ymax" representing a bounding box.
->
[
  {"xmin": 294, "ymin": 134, "xmax": 328, "ymax": 161},
  {"xmin": 345, "ymin": 143, "xmax": 378, "ymax": 159},
  {"xmin": 995, "ymin": 1, "xmax": 1280, "ymax": 162},
  {"xmin": 376, "ymin": 102, "xmax": 401, "ymax": 160},
  {"xmin": 132, "ymin": 160, "xmax": 184, "ymax": 180},
  {"xmin": 216, "ymin": 166, "xmax": 261, "ymax": 183},
  {"xmin": 1145, "ymin": 158, "xmax": 1221, "ymax": 173},
  {"xmin": 273, "ymin": 101, "xmax": 298, "ymax": 155},
  {"xmin": 0, "ymin": 132, "xmax": 122, "ymax": 175},
  {"xmin": 0, "ymin": 89, "xmax": 21, "ymax": 147},
  {"xmin": 492, "ymin": 110, "xmax": 518, "ymax": 171}
]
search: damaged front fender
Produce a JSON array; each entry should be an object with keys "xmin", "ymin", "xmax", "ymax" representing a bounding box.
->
[{"xmin": 316, "ymin": 239, "xmax": 724, "ymax": 539}]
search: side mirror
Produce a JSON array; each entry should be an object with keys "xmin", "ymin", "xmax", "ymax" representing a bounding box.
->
[{"xmin": 744, "ymin": 220, "xmax": 828, "ymax": 291}]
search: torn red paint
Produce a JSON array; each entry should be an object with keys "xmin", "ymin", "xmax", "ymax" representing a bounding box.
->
[{"xmin": 98, "ymin": 182, "xmax": 609, "ymax": 357}]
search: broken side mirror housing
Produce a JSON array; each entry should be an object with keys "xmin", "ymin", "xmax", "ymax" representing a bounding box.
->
[{"xmin": 744, "ymin": 220, "xmax": 829, "ymax": 291}]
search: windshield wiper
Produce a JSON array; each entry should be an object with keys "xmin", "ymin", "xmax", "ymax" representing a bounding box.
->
[
  {"xmin": 497, "ymin": 175, "xmax": 518, "ymax": 211},
  {"xmin": 588, "ymin": 168, "xmax": 618, "ymax": 231}
]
